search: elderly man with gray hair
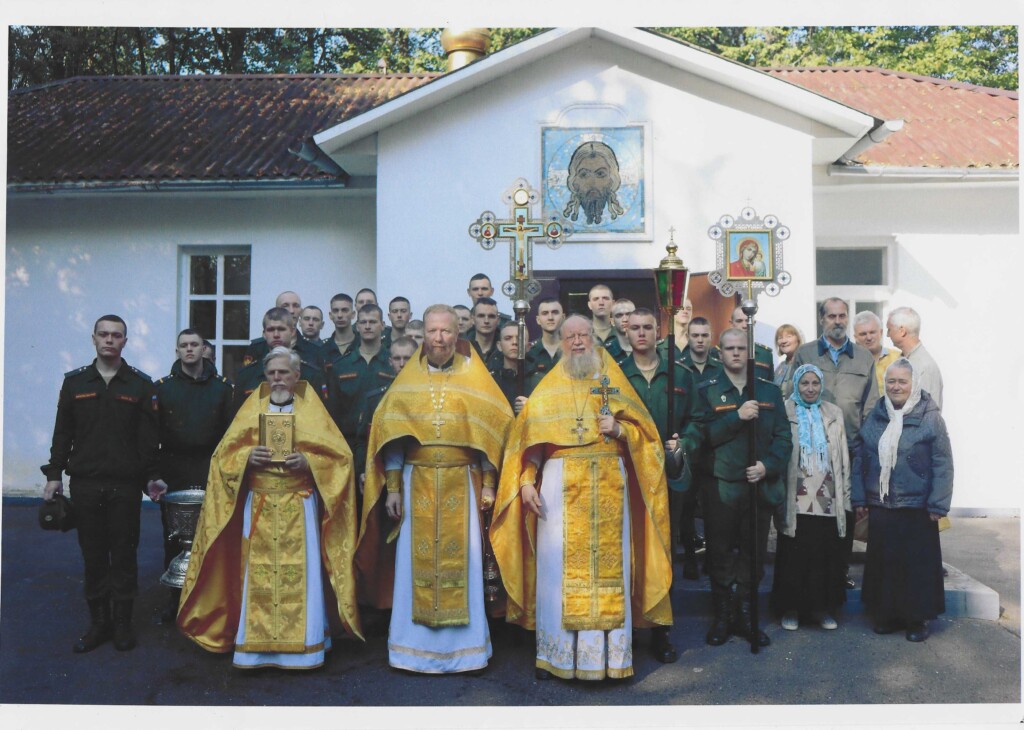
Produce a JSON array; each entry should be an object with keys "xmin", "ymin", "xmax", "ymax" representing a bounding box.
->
[
  {"xmin": 178, "ymin": 346, "xmax": 362, "ymax": 669},
  {"xmin": 886, "ymin": 307, "xmax": 943, "ymax": 410},
  {"xmin": 853, "ymin": 311, "xmax": 902, "ymax": 397}
]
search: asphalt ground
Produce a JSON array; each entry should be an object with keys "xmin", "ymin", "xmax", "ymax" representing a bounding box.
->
[{"xmin": 0, "ymin": 498, "xmax": 1019, "ymax": 729}]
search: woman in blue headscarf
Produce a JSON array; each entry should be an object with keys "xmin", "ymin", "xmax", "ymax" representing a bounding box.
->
[{"xmin": 771, "ymin": 363, "xmax": 851, "ymax": 631}]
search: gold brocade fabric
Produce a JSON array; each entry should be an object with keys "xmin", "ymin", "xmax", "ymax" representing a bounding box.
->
[
  {"xmin": 491, "ymin": 350, "xmax": 674, "ymax": 631},
  {"xmin": 355, "ymin": 341, "xmax": 513, "ymax": 616},
  {"xmin": 407, "ymin": 446, "xmax": 477, "ymax": 626},
  {"xmin": 177, "ymin": 382, "xmax": 362, "ymax": 653},
  {"xmin": 554, "ymin": 441, "xmax": 628, "ymax": 631},
  {"xmin": 237, "ymin": 475, "xmax": 311, "ymax": 652}
]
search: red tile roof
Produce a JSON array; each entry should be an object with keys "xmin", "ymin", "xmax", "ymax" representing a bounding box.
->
[
  {"xmin": 7, "ymin": 74, "xmax": 439, "ymax": 186},
  {"xmin": 762, "ymin": 66, "xmax": 1018, "ymax": 169},
  {"xmin": 8, "ymin": 66, "xmax": 1018, "ymax": 186}
]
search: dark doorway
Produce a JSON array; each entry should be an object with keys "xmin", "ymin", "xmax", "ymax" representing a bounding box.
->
[{"xmin": 529, "ymin": 268, "xmax": 736, "ymax": 342}]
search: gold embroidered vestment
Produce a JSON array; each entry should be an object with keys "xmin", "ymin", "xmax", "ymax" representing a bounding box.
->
[
  {"xmin": 177, "ymin": 382, "xmax": 362, "ymax": 653},
  {"xmin": 491, "ymin": 349, "xmax": 674, "ymax": 631},
  {"xmin": 356, "ymin": 342, "xmax": 513, "ymax": 627}
]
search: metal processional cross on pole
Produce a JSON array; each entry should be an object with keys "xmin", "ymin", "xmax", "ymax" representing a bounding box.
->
[
  {"xmin": 706, "ymin": 205, "xmax": 793, "ymax": 655},
  {"xmin": 468, "ymin": 178, "xmax": 573, "ymax": 397}
]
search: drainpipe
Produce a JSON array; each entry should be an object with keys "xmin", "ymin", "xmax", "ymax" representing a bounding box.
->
[
  {"xmin": 289, "ymin": 138, "xmax": 349, "ymax": 182},
  {"xmin": 837, "ymin": 118, "xmax": 904, "ymax": 165}
]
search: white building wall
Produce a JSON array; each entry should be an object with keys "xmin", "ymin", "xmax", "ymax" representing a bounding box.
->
[
  {"xmin": 816, "ymin": 181, "xmax": 1020, "ymax": 510},
  {"xmin": 375, "ymin": 38, "xmax": 820, "ymax": 343},
  {"xmin": 6, "ymin": 190, "xmax": 375, "ymax": 494}
]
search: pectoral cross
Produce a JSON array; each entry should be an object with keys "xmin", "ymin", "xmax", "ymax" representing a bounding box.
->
[
  {"xmin": 571, "ymin": 417, "xmax": 586, "ymax": 444},
  {"xmin": 591, "ymin": 375, "xmax": 620, "ymax": 442},
  {"xmin": 431, "ymin": 414, "xmax": 445, "ymax": 437}
]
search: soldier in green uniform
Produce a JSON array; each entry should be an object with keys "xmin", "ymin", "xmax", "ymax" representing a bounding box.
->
[
  {"xmin": 730, "ymin": 305, "xmax": 775, "ymax": 379},
  {"xmin": 623, "ymin": 310, "xmax": 713, "ymax": 579},
  {"xmin": 148, "ymin": 328, "xmax": 233, "ymax": 621},
  {"xmin": 382, "ymin": 296, "xmax": 412, "ymax": 349},
  {"xmin": 453, "ymin": 305, "xmax": 473, "ymax": 335},
  {"xmin": 672, "ymin": 316, "xmax": 722, "ymax": 577},
  {"xmin": 489, "ymin": 321, "xmax": 524, "ymax": 409},
  {"xmin": 525, "ymin": 297, "xmax": 564, "ymax": 392},
  {"xmin": 352, "ymin": 336, "xmax": 418, "ymax": 483},
  {"xmin": 602, "ymin": 298, "xmax": 634, "ymax": 363},
  {"xmin": 328, "ymin": 303, "xmax": 393, "ymax": 450},
  {"xmin": 233, "ymin": 308, "xmax": 328, "ymax": 415},
  {"xmin": 618, "ymin": 308, "xmax": 708, "ymax": 664},
  {"xmin": 587, "ymin": 283, "xmax": 616, "ymax": 348},
  {"xmin": 298, "ymin": 305, "xmax": 327, "ymax": 349},
  {"xmin": 322, "ymin": 293, "xmax": 358, "ymax": 362},
  {"xmin": 242, "ymin": 291, "xmax": 324, "ymax": 370},
  {"xmin": 464, "ymin": 296, "xmax": 503, "ymax": 371},
  {"xmin": 466, "ymin": 273, "xmax": 512, "ymax": 326},
  {"xmin": 42, "ymin": 314, "xmax": 160, "ymax": 654},
  {"xmin": 695, "ymin": 328, "xmax": 791, "ymax": 648}
]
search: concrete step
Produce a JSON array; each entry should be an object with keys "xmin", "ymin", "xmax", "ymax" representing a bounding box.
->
[{"xmin": 669, "ymin": 552, "xmax": 1000, "ymax": 621}]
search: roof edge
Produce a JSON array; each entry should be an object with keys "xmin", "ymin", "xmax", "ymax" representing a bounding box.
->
[
  {"xmin": 6, "ymin": 178, "xmax": 350, "ymax": 194},
  {"xmin": 762, "ymin": 66, "xmax": 1019, "ymax": 99},
  {"xmin": 316, "ymin": 27, "xmax": 875, "ymax": 156}
]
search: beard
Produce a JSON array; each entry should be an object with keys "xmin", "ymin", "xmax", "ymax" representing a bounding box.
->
[
  {"xmin": 580, "ymin": 189, "xmax": 611, "ymax": 225},
  {"xmin": 426, "ymin": 343, "xmax": 455, "ymax": 368},
  {"xmin": 825, "ymin": 322, "xmax": 847, "ymax": 341},
  {"xmin": 565, "ymin": 349, "xmax": 601, "ymax": 380}
]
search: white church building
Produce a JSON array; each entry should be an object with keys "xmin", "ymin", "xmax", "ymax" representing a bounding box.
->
[{"xmin": 6, "ymin": 27, "xmax": 1019, "ymax": 510}]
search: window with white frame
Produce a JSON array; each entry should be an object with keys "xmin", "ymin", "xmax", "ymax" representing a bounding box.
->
[
  {"xmin": 814, "ymin": 241, "xmax": 894, "ymax": 338},
  {"xmin": 180, "ymin": 247, "xmax": 251, "ymax": 378}
]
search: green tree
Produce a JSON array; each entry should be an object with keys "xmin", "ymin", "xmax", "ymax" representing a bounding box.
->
[
  {"xmin": 653, "ymin": 26, "xmax": 1018, "ymax": 90},
  {"xmin": 9, "ymin": 26, "xmax": 1017, "ymax": 91}
]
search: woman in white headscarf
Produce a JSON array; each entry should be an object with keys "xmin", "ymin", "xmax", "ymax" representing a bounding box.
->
[
  {"xmin": 772, "ymin": 364, "xmax": 850, "ymax": 631},
  {"xmin": 852, "ymin": 357, "xmax": 953, "ymax": 642}
]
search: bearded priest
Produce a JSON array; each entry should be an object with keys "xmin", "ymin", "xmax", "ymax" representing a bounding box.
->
[
  {"xmin": 491, "ymin": 314, "xmax": 674, "ymax": 681},
  {"xmin": 356, "ymin": 304, "xmax": 514, "ymax": 674},
  {"xmin": 177, "ymin": 347, "xmax": 362, "ymax": 669}
]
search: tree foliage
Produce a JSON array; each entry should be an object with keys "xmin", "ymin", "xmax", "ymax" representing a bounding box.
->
[
  {"xmin": 8, "ymin": 25, "xmax": 1017, "ymax": 91},
  {"xmin": 654, "ymin": 26, "xmax": 1018, "ymax": 90}
]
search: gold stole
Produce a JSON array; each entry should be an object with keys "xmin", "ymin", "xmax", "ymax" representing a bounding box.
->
[
  {"xmin": 236, "ymin": 467, "xmax": 317, "ymax": 653},
  {"xmin": 407, "ymin": 445, "xmax": 478, "ymax": 627},
  {"xmin": 552, "ymin": 442, "xmax": 627, "ymax": 631}
]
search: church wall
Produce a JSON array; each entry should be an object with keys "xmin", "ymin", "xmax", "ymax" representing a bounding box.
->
[
  {"xmin": 375, "ymin": 38, "xmax": 819, "ymax": 344},
  {"xmin": 815, "ymin": 182, "xmax": 1020, "ymax": 510},
  {"xmin": 5, "ymin": 190, "xmax": 374, "ymax": 495}
]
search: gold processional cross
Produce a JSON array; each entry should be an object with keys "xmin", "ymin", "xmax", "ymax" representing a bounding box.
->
[{"xmin": 591, "ymin": 375, "xmax": 619, "ymax": 443}]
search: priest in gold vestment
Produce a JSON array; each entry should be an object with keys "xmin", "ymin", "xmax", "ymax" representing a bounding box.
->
[
  {"xmin": 356, "ymin": 305, "xmax": 513, "ymax": 673},
  {"xmin": 491, "ymin": 315, "xmax": 673, "ymax": 680},
  {"xmin": 178, "ymin": 348, "xmax": 362, "ymax": 669}
]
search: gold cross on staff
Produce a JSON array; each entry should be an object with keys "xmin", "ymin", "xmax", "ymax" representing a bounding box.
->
[
  {"xmin": 591, "ymin": 375, "xmax": 619, "ymax": 443},
  {"xmin": 431, "ymin": 414, "xmax": 446, "ymax": 437},
  {"xmin": 591, "ymin": 375, "xmax": 619, "ymax": 415}
]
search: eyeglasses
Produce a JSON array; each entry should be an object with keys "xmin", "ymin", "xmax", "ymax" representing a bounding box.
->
[{"xmin": 565, "ymin": 332, "xmax": 592, "ymax": 342}]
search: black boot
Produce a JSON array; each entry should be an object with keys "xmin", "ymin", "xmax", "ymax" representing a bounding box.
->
[
  {"xmin": 682, "ymin": 553, "xmax": 700, "ymax": 580},
  {"xmin": 112, "ymin": 600, "xmax": 137, "ymax": 651},
  {"xmin": 159, "ymin": 589, "xmax": 181, "ymax": 625},
  {"xmin": 705, "ymin": 590, "xmax": 731, "ymax": 646},
  {"xmin": 730, "ymin": 595, "xmax": 770, "ymax": 647},
  {"xmin": 73, "ymin": 598, "xmax": 112, "ymax": 654},
  {"xmin": 652, "ymin": 626, "xmax": 678, "ymax": 663}
]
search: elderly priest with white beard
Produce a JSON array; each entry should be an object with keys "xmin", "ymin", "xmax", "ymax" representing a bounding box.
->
[{"xmin": 492, "ymin": 314, "xmax": 674, "ymax": 681}]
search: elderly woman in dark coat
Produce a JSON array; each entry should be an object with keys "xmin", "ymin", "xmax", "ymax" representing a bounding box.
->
[{"xmin": 852, "ymin": 357, "xmax": 953, "ymax": 642}]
